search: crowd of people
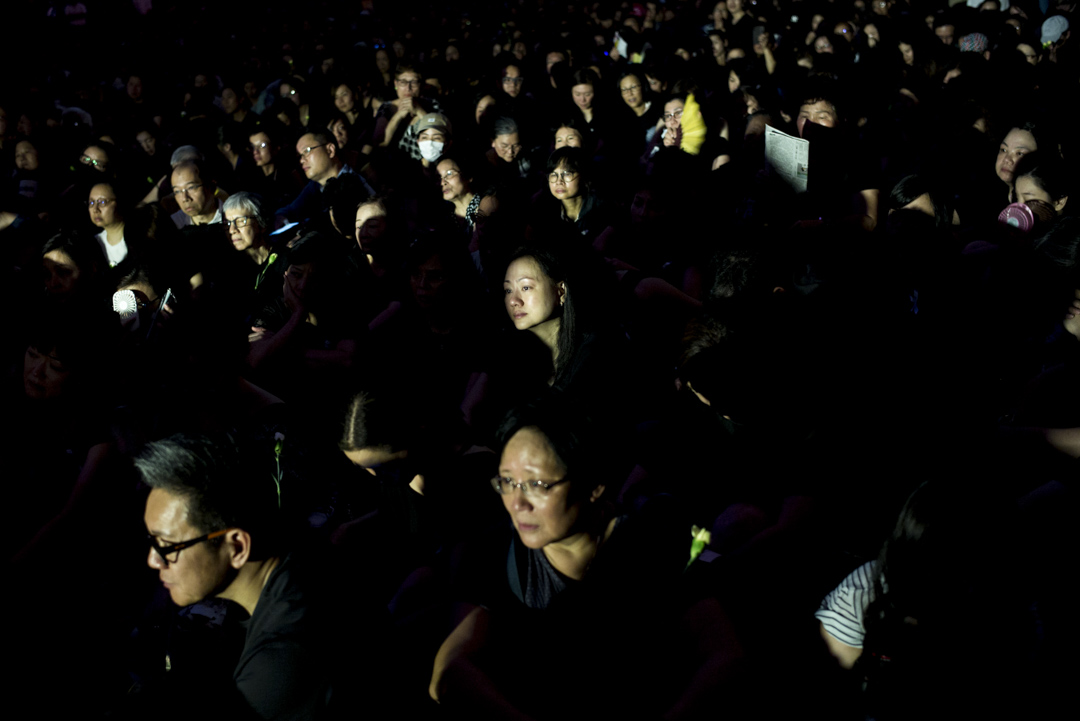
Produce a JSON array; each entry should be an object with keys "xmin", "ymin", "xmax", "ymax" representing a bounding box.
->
[{"xmin": 4, "ymin": 0, "xmax": 1078, "ymax": 718}]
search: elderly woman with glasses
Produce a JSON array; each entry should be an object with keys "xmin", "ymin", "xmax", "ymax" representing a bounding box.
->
[
  {"xmin": 429, "ymin": 394, "xmax": 742, "ymax": 718},
  {"xmin": 222, "ymin": 191, "xmax": 286, "ymax": 308}
]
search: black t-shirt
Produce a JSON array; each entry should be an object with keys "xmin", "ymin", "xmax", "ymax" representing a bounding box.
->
[{"xmin": 234, "ymin": 553, "xmax": 332, "ymax": 720}]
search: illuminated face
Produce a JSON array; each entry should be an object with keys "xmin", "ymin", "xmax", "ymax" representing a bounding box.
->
[
  {"xmin": 394, "ymin": 72, "xmax": 421, "ymax": 99},
  {"xmin": 646, "ymin": 74, "xmax": 663, "ymax": 93},
  {"xmin": 250, "ymin": 133, "xmax": 273, "ymax": 166},
  {"xmin": 572, "ymin": 83, "xmax": 595, "ymax": 110},
  {"xmin": 419, "ymin": 127, "xmax": 447, "ymax": 146},
  {"xmin": 1015, "ymin": 175, "xmax": 1066, "ymax": 213},
  {"xmin": 504, "ymin": 255, "xmax": 565, "ymax": 334},
  {"xmin": 24, "ymin": 345, "xmax": 72, "ymax": 400},
  {"xmin": 995, "ymin": 128, "xmax": 1037, "ymax": 184},
  {"xmin": 548, "ymin": 163, "xmax": 581, "ymax": 201},
  {"xmin": 355, "ymin": 202, "xmax": 387, "ymax": 247},
  {"xmin": 498, "ymin": 427, "xmax": 588, "ymax": 550},
  {"xmin": 296, "ymin": 133, "xmax": 335, "ymax": 183},
  {"xmin": 81, "ymin": 145, "xmax": 109, "ymax": 173},
  {"xmin": 14, "ymin": 140, "xmax": 39, "ymax": 171},
  {"xmin": 620, "ymin": 75, "xmax": 645, "ymax": 108},
  {"xmin": 797, "ymin": 100, "xmax": 838, "ymax": 137},
  {"xmin": 145, "ymin": 489, "xmax": 232, "ymax": 607},
  {"xmin": 935, "ymin": 24, "xmax": 955, "ymax": 45},
  {"xmin": 663, "ymin": 98, "xmax": 685, "ymax": 131},
  {"xmin": 554, "ymin": 126, "xmax": 583, "ymax": 149},
  {"xmin": 170, "ymin": 166, "xmax": 215, "ymax": 218},
  {"xmin": 815, "ymin": 36, "xmax": 834, "ymax": 53},
  {"xmin": 710, "ymin": 35, "xmax": 724, "ymax": 58},
  {"xmin": 88, "ymin": 183, "xmax": 119, "ymax": 227},
  {"xmin": 225, "ymin": 206, "xmax": 260, "ymax": 252},
  {"xmin": 1016, "ymin": 43, "xmax": 1037, "ymax": 65},
  {"xmin": 437, "ymin": 159, "xmax": 468, "ymax": 202},
  {"xmin": 502, "ymin": 65, "xmax": 524, "ymax": 98},
  {"xmin": 334, "ymin": 84, "xmax": 356, "ymax": 113},
  {"xmin": 864, "ymin": 24, "xmax": 880, "ymax": 46},
  {"xmin": 492, "ymin": 132, "xmax": 522, "ymax": 162}
]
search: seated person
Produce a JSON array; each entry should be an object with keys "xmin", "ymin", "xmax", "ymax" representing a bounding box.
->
[
  {"xmin": 169, "ymin": 159, "xmax": 224, "ymax": 229},
  {"xmin": 138, "ymin": 433, "xmax": 331, "ymax": 719},
  {"xmin": 275, "ymin": 131, "xmax": 373, "ymax": 226}
]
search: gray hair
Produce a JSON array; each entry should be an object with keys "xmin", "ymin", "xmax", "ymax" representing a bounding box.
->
[
  {"xmin": 493, "ymin": 116, "xmax": 520, "ymax": 138},
  {"xmin": 170, "ymin": 145, "xmax": 204, "ymax": 166},
  {"xmin": 223, "ymin": 191, "xmax": 270, "ymax": 231}
]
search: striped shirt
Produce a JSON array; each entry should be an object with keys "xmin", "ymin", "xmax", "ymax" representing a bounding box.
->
[{"xmin": 815, "ymin": 561, "xmax": 887, "ymax": 649}]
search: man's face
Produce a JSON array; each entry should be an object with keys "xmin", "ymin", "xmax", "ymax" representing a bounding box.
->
[
  {"xmin": 797, "ymin": 100, "xmax": 838, "ymax": 137},
  {"xmin": 171, "ymin": 166, "xmax": 215, "ymax": 218},
  {"xmin": 935, "ymin": 24, "xmax": 956, "ymax": 44},
  {"xmin": 296, "ymin": 134, "xmax": 335, "ymax": 183},
  {"xmin": 145, "ymin": 488, "xmax": 231, "ymax": 607}
]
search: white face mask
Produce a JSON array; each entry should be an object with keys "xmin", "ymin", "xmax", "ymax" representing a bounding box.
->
[{"xmin": 418, "ymin": 139, "xmax": 444, "ymax": 162}]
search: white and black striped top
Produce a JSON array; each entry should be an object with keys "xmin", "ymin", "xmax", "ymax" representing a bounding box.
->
[{"xmin": 815, "ymin": 561, "xmax": 888, "ymax": 649}]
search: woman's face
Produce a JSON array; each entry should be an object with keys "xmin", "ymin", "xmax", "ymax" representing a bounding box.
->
[
  {"xmin": 554, "ymin": 126, "xmax": 583, "ymax": 149},
  {"xmin": 437, "ymin": 159, "xmax": 469, "ymax": 202},
  {"xmin": 728, "ymin": 70, "xmax": 741, "ymax": 94},
  {"xmin": 222, "ymin": 88, "xmax": 240, "ymax": 114},
  {"xmin": 330, "ymin": 119, "xmax": 349, "ymax": 148},
  {"xmin": 646, "ymin": 74, "xmax": 663, "ymax": 93},
  {"xmin": 1017, "ymin": 43, "xmax": 1038, "ymax": 65},
  {"xmin": 395, "ymin": 71, "xmax": 421, "ymax": 99},
  {"xmin": 572, "ymin": 83, "xmax": 595, "ymax": 110},
  {"xmin": 355, "ymin": 202, "xmax": 388, "ymax": 247},
  {"xmin": 502, "ymin": 65, "xmax": 524, "ymax": 98},
  {"xmin": 504, "ymin": 255, "xmax": 564, "ymax": 331},
  {"xmin": 548, "ymin": 162, "xmax": 581, "ymax": 201},
  {"xmin": 376, "ymin": 49, "xmax": 391, "ymax": 73},
  {"xmin": 727, "ymin": 0, "xmax": 743, "ymax": 13},
  {"xmin": 15, "ymin": 140, "xmax": 39, "ymax": 171},
  {"xmin": 81, "ymin": 145, "xmax": 109, "ymax": 172},
  {"xmin": 899, "ymin": 42, "xmax": 914, "ymax": 65},
  {"xmin": 88, "ymin": 183, "xmax": 119, "ymax": 227},
  {"xmin": 1015, "ymin": 175, "xmax": 1066, "ymax": 213},
  {"xmin": 620, "ymin": 75, "xmax": 645, "ymax": 108},
  {"xmin": 43, "ymin": 249, "xmax": 80, "ymax": 296},
  {"xmin": 815, "ymin": 36, "xmax": 834, "ymax": 53},
  {"xmin": 334, "ymin": 84, "xmax": 356, "ymax": 113},
  {"xmin": 664, "ymin": 98, "xmax": 685, "ymax": 131},
  {"xmin": 499, "ymin": 427, "xmax": 594, "ymax": 549},
  {"xmin": 24, "ymin": 345, "xmax": 72, "ymax": 401},
  {"xmin": 475, "ymin": 94, "xmax": 496, "ymax": 124},
  {"xmin": 996, "ymin": 128, "xmax": 1037, "ymax": 184},
  {"xmin": 225, "ymin": 206, "xmax": 262, "ymax": 252}
]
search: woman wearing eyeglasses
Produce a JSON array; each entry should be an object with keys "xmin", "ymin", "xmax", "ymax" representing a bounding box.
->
[
  {"xmin": 87, "ymin": 182, "xmax": 129, "ymax": 268},
  {"xmin": 222, "ymin": 191, "xmax": 287, "ymax": 315},
  {"xmin": 617, "ymin": 70, "xmax": 662, "ymax": 148},
  {"xmin": 539, "ymin": 147, "xmax": 615, "ymax": 252},
  {"xmin": 429, "ymin": 395, "xmax": 741, "ymax": 718}
]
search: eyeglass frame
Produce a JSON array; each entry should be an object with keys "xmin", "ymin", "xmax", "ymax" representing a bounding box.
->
[
  {"xmin": 490, "ymin": 475, "xmax": 570, "ymax": 497},
  {"xmin": 147, "ymin": 528, "xmax": 228, "ymax": 564},
  {"xmin": 80, "ymin": 155, "xmax": 105, "ymax": 167},
  {"xmin": 298, "ymin": 143, "xmax": 327, "ymax": 157},
  {"xmin": 171, "ymin": 183, "xmax": 204, "ymax": 198},
  {"xmin": 661, "ymin": 109, "xmax": 684, "ymax": 122},
  {"xmin": 620, "ymin": 83, "xmax": 642, "ymax": 95},
  {"xmin": 548, "ymin": 170, "xmax": 579, "ymax": 184},
  {"xmin": 395, "ymin": 78, "xmax": 422, "ymax": 88},
  {"xmin": 86, "ymin": 198, "xmax": 117, "ymax": 208},
  {"xmin": 224, "ymin": 216, "xmax": 256, "ymax": 229},
  {"xmin": 501, "ymin": 76, "xmax": 524, "ymax": 85}
]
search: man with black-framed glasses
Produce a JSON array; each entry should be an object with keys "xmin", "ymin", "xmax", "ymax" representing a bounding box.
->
[{"xmin": 137, "ymin": 433, "xmax": 331, "ymax": 718}]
